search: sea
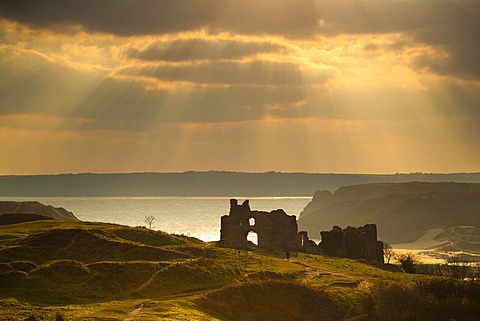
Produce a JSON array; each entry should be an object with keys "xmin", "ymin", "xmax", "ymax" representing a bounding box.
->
[{"xmin": 0, "ymin": 196, "xmax": 311, "ymax": 242}]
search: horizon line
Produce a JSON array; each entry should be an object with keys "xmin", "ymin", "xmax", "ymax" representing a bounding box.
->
[{"xmin": 2, "ymin": 170, "xmax": 480, "ymax": 177}]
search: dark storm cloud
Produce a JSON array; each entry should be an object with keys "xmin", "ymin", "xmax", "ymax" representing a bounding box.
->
[
  {"xmin": 412, "ymin": 23, "xmax": 480, "ymax": 80},
  {"xmin": 1, "ymin": 0, "xmax": 479, "ymax": 79},
  {"xmin": 120, "ymin": 60, "xmax": 319, "ymax": 86},
  {"xmin": 1, "ymin": 0, "xmax": 476, "ymax": 37},
  {"xmin": 126, "ymin": 38, "xmax": 286, "ymax": 62},
  {"xmin": 0, "ymin": 0, "xmax": 319, "ymax": 36},
  {"xmin": 0, "ymin": 0, "xmax": 221, "ymax": 36}
]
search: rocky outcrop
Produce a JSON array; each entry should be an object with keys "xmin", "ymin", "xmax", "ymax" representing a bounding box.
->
[{"xmin": 0, "ymin": 201, "xmax": 78, "ymax": 221}]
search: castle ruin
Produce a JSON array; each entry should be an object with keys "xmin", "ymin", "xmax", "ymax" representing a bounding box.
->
[
  {"xmin": 220, "ymin": 199, "xmax": 384, "ymax": 264},
  {"xmin": 220, "ymin": 199, "xmax": 301, "ymax": 251}
]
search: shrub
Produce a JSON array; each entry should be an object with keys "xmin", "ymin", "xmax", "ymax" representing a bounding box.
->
[
  {"xmin": 394, "ymin": 252, "xmax": 419, "ymax": 273},
  {"xmin": 363, "ymin": 279, "xmax": 480, "ymax": 321}
]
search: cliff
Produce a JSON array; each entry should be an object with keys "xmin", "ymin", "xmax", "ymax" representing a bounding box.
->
[
  {"xmin": 0, "ymin": 201, "xmax": 79, "ymax": 221},
  {"xmin": 298, "ymin": 182, "xmax": 480, "ymax": 247}
]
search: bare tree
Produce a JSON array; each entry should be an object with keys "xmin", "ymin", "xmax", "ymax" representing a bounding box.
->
[
  {"xmin": 383, "ymin": 242, "xmax": 394, "ymax": 264},
  {"xmin": 144, "ymin": 215, "xmax": 156, "ymax": 229},
  {"xmin": 445, "ymin": 254, "xmax": 478, "ymax": 280}
]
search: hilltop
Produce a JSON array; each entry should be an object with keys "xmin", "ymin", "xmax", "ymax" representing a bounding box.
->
[
  {"xmin": 1, "ymin": 213, "xmax": 479, "ymax": 320},
  {"xmin": 298, "ymin": 182, "xmax": 480, "ymax": 258},
  {"xmin": 1, "ymin": 171, "xmax": 480, "ymax": 196},
  {"xmin": 0, "ymin": 201, "xmax": 78, "ymax": 221}
]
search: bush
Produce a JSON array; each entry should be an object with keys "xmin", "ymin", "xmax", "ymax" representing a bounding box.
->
[
  {"xmin": 395, "ymin": 253, "xmax": 419, "ymax": 273},
  {"xmin": 363, "ymin": 279, "xmax": 480, "ymax": 321}
]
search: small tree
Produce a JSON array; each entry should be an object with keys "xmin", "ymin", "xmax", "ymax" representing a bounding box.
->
[
  {"xmin": 383, "ymin": 242, "xmax": 394, "ymax": 264},
  {"xmin": 144, "ymin": 215, "xmax": 156, "ymax": 229},
  {"xmin": 395, "ymin": 252, "xmax": 420, "ymax": 274}
]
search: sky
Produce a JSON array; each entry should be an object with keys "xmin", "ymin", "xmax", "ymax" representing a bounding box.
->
[{"xmin": 0, "ymin": 0, "xmax": 479, "ymax": 175}]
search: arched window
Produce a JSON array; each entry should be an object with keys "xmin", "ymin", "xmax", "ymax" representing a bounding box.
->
[
  {"xmin": 246, "ymin": 231, "xmax": 258, "ymax": 245},
  {"xmin": 249, "ymin": 217, "xmax": 255, "ymax": 227}
]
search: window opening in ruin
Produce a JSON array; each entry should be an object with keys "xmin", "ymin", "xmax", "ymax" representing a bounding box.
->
[
  {"xmin": 246, "ymin": 231, "xmax": 258, "ymax": 245},
  {"xmin": 249, "ymin": 217, "xmax": 255, "ymax": 226}
]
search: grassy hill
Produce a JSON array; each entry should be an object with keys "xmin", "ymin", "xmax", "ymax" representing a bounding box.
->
[
  {"xmin": 0, "ymin": 201, "xmax": 78, "ymax": 220},
  {"xmin": 1, "ymin": 215, "xmax": 479, "ymax": 320}
]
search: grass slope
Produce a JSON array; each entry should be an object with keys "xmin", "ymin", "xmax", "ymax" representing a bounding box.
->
[{"xmin": 0, "ymin": 216, "xmax": 478, "ymax": 320}]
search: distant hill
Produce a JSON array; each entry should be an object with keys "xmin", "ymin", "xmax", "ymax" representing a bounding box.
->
[
  {"xmin": 1, "ymin": 171, "xmax": 480, "ymax": 196},
  {"xmin": 297, "ymin": 182, "xmax": 480, "ymax": 254},
  {"xmin": 0, "ymin": 201, "xmax": 78, "ymax": 221}
]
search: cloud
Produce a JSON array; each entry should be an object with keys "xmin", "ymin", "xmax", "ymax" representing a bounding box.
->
[
  {"xmin": 126, "ymin": 38, "xmax": 287, "ymax": 62},
  {"xmin": 1, "ymin": 0, "xmax": 475, "ymax": 36},
  {"xmin": 2, "ymin": 0, "xmax": 478, "ymax": 80},
  {"xmin": 0, "ymin": 48, "xmax": 105, "ymax": 117},
  {"xmin": 119, "ymin": 60, "xmax": 313, "ymax": 86},
  {"xmin": 73, "ymin": 78, "xmax": 307, "ymax": 124},
  {"xmin": 0, "ymin": 0, "xmax": 220, "ymax": 36},
  {"xmin": 0, "ymin": 0, "xmax": 323, "ymax": 37},
  {"xmin": 412, "ymin": 23, "xmax": 480, "ymax": 80}
]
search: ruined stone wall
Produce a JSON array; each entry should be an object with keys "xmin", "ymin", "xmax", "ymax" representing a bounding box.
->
[
  {"xmin": 317, "ymin": 224, "xmax": 384, "ymax": 264},
  {"xmin": 220, "ymin": 199, "xmax": 302, "ymax": 251},
  {"xmin": 220, "ymin": 199, "xmax": 384, "ymax": 264}
]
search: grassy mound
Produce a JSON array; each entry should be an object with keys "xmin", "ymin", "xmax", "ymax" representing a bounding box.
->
[
  {"xmin": 0, "ymin": 228, "xmax": 191, "ymax": 264},
  {"xmin": 111, "ymin": 227, "xmax": 198, "ymax": 247},
  {"xmin": 0, "ymin": 259, "xmax": 172, "ymax": 304},
  {"xmin": 200, "ymin": 280, "xmax": 347, "ymax": 321},
  {"xmin": 0, "ymin": 219, "xmax": 304, "ymax": 305},
  {"xmin": 0, "ymin": 213, "xmax": 54, "ymax": 225},
  {"xmin": 0, "ymin": 252, "xmax": 301, "ymax": 304},
  {"xmin": 138, "ymin": 258, "xmax": 243, "ymax": 296}
]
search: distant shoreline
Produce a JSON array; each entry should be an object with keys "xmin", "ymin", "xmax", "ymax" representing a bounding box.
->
[{"xmin": 2, "ymin": 171, "xmax": 480, "ymax": 197}]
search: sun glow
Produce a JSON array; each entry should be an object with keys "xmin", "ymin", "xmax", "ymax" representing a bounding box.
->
[{"xmin": 0, "ymin": 1, "xmax": 479, "ymax": 175}]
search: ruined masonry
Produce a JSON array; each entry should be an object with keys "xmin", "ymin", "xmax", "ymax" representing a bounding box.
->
[{"xmin": 220, "ymin": 199, "xmax": 384, "ymax": 264}]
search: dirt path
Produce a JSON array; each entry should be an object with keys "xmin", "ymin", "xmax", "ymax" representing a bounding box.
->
[
  {"xmin": 56, "ymin": 230, "xmax": 80, "ymax": 254},
  {"xmin": 291, "ymin": 261, "xmax": 352, "ymax": 281},
  {"xmin": 135, "ymin": 268, "xmax": 164, "ymax": 291},
  {"xmin": 124, "ymin": 260, "xmax": 356, "ymax": 320},
  {"xmin": 290, "ymin": 261, "xmax": 369, "ymax": 321},
  {"xmin": 122, "ymin": 289, "xmax": 213, "ymax": 320},
  {"xmin": 123, "ymin": 305, "xmax": 143, "ymax": 321}
]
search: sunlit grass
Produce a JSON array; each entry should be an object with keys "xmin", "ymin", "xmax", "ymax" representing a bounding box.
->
[{"xmin": 1, "ymin": 218, "xmax": 471, "ymax": 320}]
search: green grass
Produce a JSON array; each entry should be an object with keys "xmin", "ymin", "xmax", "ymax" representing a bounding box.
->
[
  {"xmin": 199, "ymin": 280, "xmax": 347, "ymax": 321},
  {"xmin": 0, "ymin": 298, "xmax": 144, "ymax": 321},
  {"xmin": 0, "ymin": 213, "xmax": 55, "ymax": 225},
  {"xmin": 1, "ymin": 217, "xmax": 476, "ymax": 320}
]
